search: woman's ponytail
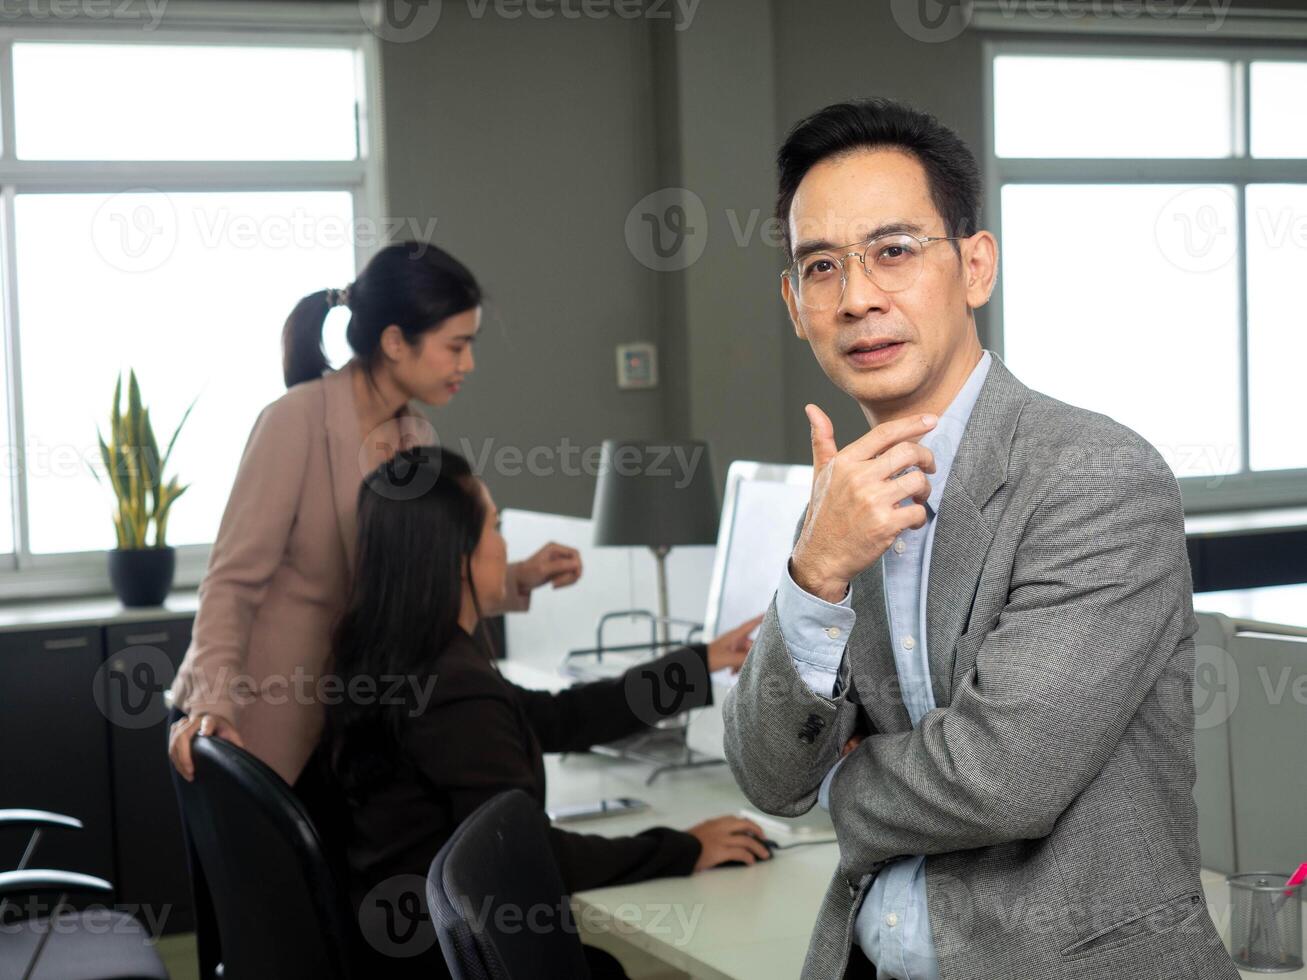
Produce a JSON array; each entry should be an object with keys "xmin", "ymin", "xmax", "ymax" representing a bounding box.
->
[{"xmin": 282, "ymin": 289, "xmax": 335, "ymax": 388}]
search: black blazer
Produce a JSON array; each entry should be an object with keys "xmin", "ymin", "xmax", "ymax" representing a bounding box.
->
[{"xmin": 337, "ymin": 628, "xmax": 715, "ymax": 927}]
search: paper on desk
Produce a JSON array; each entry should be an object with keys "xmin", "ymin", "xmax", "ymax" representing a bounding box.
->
[{"xmin": 736, "ymin": 807, "xmax": 838, "ymax": 847}]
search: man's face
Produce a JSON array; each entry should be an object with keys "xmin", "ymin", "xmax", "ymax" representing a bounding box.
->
[{"xmin": 782, "ymin": 148, "xmax": 994, "ymax": 418}]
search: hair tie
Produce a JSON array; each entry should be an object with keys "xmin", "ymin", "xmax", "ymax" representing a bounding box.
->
[{"xmin": 326, "ymin": 284, "xmax": 352, "ymax": 309}]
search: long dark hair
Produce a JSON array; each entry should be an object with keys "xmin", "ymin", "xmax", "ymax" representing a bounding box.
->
[
  {"xmin": 775, "ymin": 98, "xmax": 981, "ymax": 261},
  {"xmin": 282, "ymin": 241, "xmax": 483, "ymax": 389},
  {"xmin": 324, "ymin": 445, "xmax": 491, "ymax": 797}
]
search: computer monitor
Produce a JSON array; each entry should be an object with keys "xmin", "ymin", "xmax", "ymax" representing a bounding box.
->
[{"xmin": 689, "ymin": 460, "xmax": 813, "ymax": 759}]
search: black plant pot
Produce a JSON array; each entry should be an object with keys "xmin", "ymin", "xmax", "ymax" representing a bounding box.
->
[{"xmin": 108, "ymin": 546, "xmax": 176, "ymax": 607}]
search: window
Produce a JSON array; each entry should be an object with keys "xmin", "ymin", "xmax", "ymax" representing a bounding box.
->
[
  {"xmin": 0, "ymin": 14, "xmax": 386, "ymax": 598},
  {"xmin": 984, "ymin": 42, "xmax": 1307, "ymax": 511}
]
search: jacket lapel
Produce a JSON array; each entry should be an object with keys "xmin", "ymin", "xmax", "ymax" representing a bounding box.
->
[
  {"xmin": 922, "ymin": 351, "xmax": 1029, "ymax": 707},
  {"xmin": 322, "ymin": 363, "xmax": 364, "ymax": 576},
  {"xmin": 321, "ymin": 360, "xmax": 430, "ymax": 577}
]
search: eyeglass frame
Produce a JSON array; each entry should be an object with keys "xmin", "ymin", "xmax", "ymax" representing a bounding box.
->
[{"xmin": 781, "ymin": 230, "xmax": 967, "ymax": 306}]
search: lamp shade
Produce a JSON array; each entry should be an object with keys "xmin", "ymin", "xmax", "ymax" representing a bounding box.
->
[{"xmin": 591, "ymin": 439, "xmax": 719, "ymax": 548}]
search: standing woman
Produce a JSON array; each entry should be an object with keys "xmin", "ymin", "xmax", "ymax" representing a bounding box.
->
[{"xmin": 168, "ymin": 241, "xmax": 581, "ymax": 788}]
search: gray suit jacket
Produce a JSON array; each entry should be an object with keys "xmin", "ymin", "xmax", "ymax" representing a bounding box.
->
[{"xmin": 722, "ymin": 352, "xmax": 1240, "ymax": 980}]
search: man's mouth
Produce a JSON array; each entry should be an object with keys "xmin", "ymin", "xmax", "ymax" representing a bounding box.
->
[
  {"xmin": 845, "ymin": 338, "xmax": 906, "ymax": 355},
  {"xmin": 844, "ymin": 339, "xmax": 907, "ymax": 366}
]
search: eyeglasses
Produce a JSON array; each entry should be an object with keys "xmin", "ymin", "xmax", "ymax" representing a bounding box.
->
[{"xmin": 783, "ymin": 231, "xmax": 964, "ymax": 312}]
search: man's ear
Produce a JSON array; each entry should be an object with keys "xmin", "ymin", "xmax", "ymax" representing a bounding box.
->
[
  {"xmin": 962, "ymin": 231, "xmax": 999, "ymax": 311},
  {"xmin": 781, "ymin": 273, "xmax": 808, "ymax": 340}
]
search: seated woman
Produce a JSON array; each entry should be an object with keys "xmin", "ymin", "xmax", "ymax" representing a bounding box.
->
[{"xmin": 322, "ymin": 446, "xmax": 772, "ymax": 977}]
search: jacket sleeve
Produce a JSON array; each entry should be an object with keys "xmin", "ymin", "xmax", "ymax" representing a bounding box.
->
[
  {"xmin": 407, "ymin": 692, "xmax": 700, "ymax": 894},
  {"xmin": 176, "ymin": 394, "xmax": 311, "ymax": 726},
  {"xmin": 504, "ymin": 644, "xmax": 713, "ymax": 753},
  {"xmin": 722, "ymin": 509, "xmax": 863, "ymax": 818},
  {"xmin": 826, "ymin": 446, "xmax": 1198, "ymax": 876},
  {"xmin": 722, "ymin": 598, "xmax": 861, "ymax": 817}
]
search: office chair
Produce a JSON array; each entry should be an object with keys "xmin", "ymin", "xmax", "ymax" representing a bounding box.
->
[
  {"xmin": 0, "ymin": 808, "xmax": 168, "ymax": 980},
  {"xmin": 425, "ymin": 789, "xmax": 595, "ymax": 980},
  {"xmin": 174, "ymin": 735, "xmax": 359, "ymax": 980}
]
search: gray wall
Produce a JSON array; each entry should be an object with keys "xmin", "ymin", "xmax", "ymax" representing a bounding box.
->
[
  {"xmin": 381, "ymin": 4, "xmax": 667, "ymax": 516},
  {"xmin": 377, "ymin": 0, "xmax": 1293, "ymax": 515}
]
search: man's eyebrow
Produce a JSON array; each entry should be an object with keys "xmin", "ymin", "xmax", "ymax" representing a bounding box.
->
[{"xmin": 792, "ymin": 221, "xmax": 928, "ymax": 261}]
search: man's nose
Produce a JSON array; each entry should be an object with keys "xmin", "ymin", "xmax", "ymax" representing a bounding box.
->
[{"xmin": 837, "ymin": 254, "xmax": 891, "ymax": 318}]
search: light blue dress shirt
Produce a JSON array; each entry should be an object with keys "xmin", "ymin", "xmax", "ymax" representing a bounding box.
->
[{"xmin": 776, "ymin": 350, "xmax": 992, "ymax": 980}]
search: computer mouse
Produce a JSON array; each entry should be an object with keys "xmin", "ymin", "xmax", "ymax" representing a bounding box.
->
[{"xmin": 714, "ymin": 833, "xmax": 779, "ymax": 868}]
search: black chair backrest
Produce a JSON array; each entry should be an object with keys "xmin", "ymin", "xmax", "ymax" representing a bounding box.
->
[
  {"xmin": 426, "ymin": 789, "xmax": 591, "ymax": 980},
  {"xmin": 175, "ymin": 735, "xmax": 356, "ymax": 980}
]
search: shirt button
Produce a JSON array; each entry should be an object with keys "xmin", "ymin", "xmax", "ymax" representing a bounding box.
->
[
  {"xmin": 893, "ymin": 538, "xmax": 905, "ymax": 555},
  {"xmin": 885, "ymin": 912, "xmax": 899, "ymax": 927},
  {"xmin": 825, "ymin": 626, "xmax": 841, "ymax": 639},
  {"xmin": 902, "ymin": 635, "xmax": 915, "ymax": 650}
]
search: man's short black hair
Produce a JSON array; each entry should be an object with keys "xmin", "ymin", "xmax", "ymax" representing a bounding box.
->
[{"xmin": 775, "ymin": 98, "xmax": 981, "ymax": 260}]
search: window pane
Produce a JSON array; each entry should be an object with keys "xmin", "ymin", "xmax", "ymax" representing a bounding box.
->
[
  {"xmin": 1251, "ymin": 62, "xmax": 1307, "ymax": 159},
  {"xmin": 14, "ymin": 44, "xmax": 359, "ymax": 161},
  {"xmin": 1000, "ymin": 184, "xmax": 1240, "ymax": 480},
  {"xmin": 0, "ymin": 340, "xmax": 12, "ymax": 556},
  {"xmin": 1246, "ymin": 184, "xmax": 1307, "ymax": 472},
  {"xmin": 15, "ymin": 191, "xmax": 356, "ymax": 554},
  {"xmin": 994, "ymin": 56, "xmax": 1233, "ymax": 158}
]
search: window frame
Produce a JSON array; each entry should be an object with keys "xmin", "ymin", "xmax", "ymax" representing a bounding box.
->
[
  {"xmin": 0, "ymin": 9, "xmax": 388, "ymax": 600},
  {"xmin": 981, "ymin": 37, "xmax": 1307, "ymax": 515}
]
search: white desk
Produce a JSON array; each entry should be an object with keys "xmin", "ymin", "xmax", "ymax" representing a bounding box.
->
[
  {"xmin": 1196, "ymin": 583, "xmax": 1307, "ymax": 635},
  {"xmin": 504, "ymin": 660, "xmax": 1304, "ymax": 979}
]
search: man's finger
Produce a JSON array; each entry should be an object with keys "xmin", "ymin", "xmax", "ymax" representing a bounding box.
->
[
  {"xmin": 842, "ymin": 412, "xmax": 939, "ymax": 463},
  {"xmin": 805, "ymin": 404, "xmax": 839, "ymax": 475}
]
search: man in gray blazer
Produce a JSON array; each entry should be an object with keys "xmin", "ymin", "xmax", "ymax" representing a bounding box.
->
[{"xmin": 722, "ymin": 98, "xmax": 1240, "ymax": 980}]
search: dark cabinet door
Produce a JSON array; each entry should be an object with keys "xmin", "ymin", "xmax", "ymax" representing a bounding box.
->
[
  {"xmin": 0, "ymin": 627, "xmax": 114, "ymax": 889},
  {"xmin": 104, "ymin": 618, "xmax": 194, "ymax": 935}
]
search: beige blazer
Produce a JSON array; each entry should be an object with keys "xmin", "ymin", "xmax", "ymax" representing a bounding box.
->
[{"xmin": 169, "ymin": 360, "xmax": 526, "ymax": 784}]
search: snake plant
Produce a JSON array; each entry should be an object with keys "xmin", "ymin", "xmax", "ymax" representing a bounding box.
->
[{"xmin": 91, "ymin": 370, "xmax": 195, "ymax": 549}]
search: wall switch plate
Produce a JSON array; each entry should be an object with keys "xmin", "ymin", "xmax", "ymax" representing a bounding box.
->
[{"xmin": 616, "ymin": 342, "xmax": 658, "ymax": 389}]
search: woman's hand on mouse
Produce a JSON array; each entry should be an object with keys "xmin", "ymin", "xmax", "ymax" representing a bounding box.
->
[
  {"xmin": 706, "ymin": 613, "xmax": 765, "ymax": 674},
  {"xmin": 688, "ymin": 815, "xmax": 773, "ymax": 871}
]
